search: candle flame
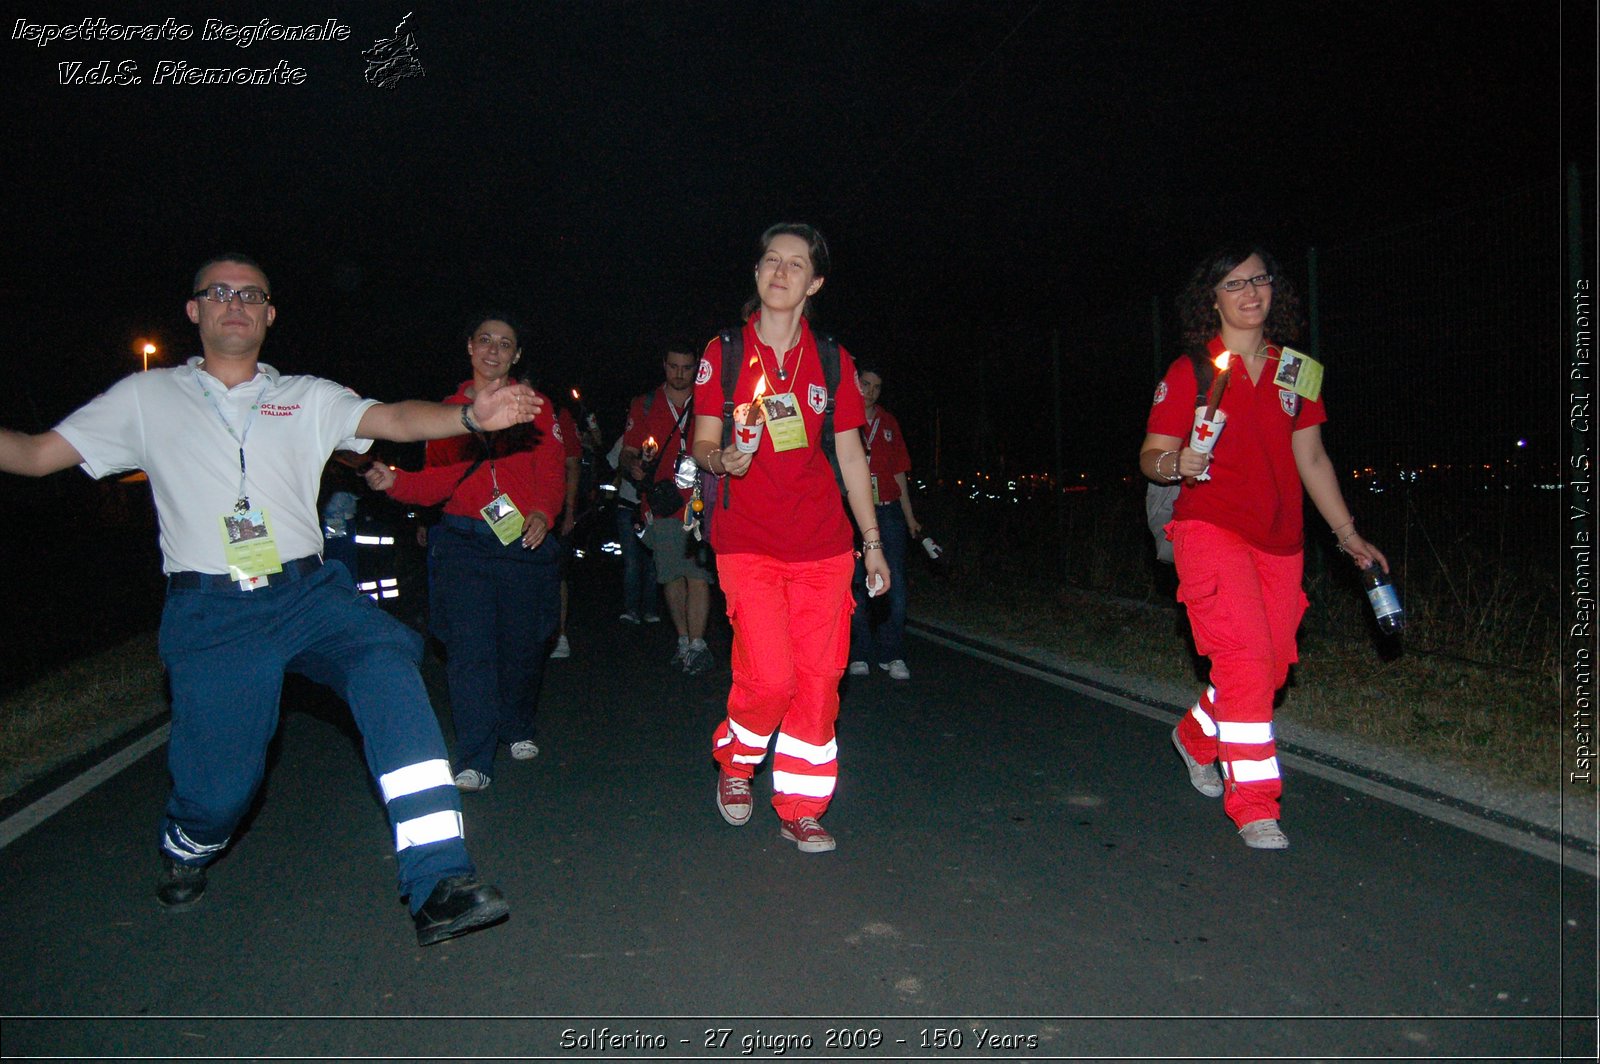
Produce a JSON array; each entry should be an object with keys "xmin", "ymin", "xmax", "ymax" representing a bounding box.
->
[
  {"xmin": 753, "ymin": 375, "xmax": 768, "ymax": 402},
  {"xmin": 645, "ymin": 436, "xmax": 657, "ymax": 448},
  {"xmin": 571, "ymin": 388, "xmax": 581, "ymax": 400},
  {"xmin": 1213, "ymin": 350, "xmax": 1233, "ymax": 372}
]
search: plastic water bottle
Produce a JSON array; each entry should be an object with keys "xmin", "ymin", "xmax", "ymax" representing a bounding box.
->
[{"xmin": 1361, "ymin": 561, "xmax": 1405, "ymax": 633}]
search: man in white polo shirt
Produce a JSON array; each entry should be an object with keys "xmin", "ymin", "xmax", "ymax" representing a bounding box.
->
[{"xmin": 0, "ymin": 254, "xmax": 541, "ymax": 947}]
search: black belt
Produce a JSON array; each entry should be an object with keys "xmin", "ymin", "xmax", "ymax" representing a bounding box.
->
[{"xmin": 167, "ymin": 555, "xmax": 323, "ymax": 591}]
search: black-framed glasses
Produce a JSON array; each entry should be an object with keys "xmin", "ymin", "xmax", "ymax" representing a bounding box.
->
[
  {"xmin": 1217, "ymin": 273, "xmax": 1273, "ymax": 293},
  {"xmin": 193, "ymin": 284, "xmax": 271, "ymax": 305}
]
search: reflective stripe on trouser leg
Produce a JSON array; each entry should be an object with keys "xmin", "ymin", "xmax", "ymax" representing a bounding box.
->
[
  {"xmin": 1171, "ymin": 521, "xmax": 1305, "ymax": 827},
  {"xmin": 714, "ymin": 550, "xmax": 854, "ymax": 820},
  {"xmin": 282, "ymin": 567, "xmax": 475, "ymax": 909},
  {"xmin": 157, "ymin": 586, "xmax": 292, "ymax": 866}
]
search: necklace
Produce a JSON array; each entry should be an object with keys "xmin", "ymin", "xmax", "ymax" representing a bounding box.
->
[{"xmin": 755, "ymin": 331, "xmax": 803, "ymax": 388}]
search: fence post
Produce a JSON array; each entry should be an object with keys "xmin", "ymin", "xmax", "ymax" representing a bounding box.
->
[{"xmin": 1052, "ymin": 328, "xmax": 1070, "ymax": 582}]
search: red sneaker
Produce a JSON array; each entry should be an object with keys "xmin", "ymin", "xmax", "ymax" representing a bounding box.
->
[
  {"xmin": 716, "ymin": 771, "xmax": 752, "ymax": 826},
  {"xmin": 778, "ymin": 816, "xmax": 836, "ymax": 853}
]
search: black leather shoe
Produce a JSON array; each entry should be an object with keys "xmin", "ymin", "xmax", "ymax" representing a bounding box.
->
[
  {"xmin": 413, "ymin": 876, "xmax": 509, "ymax": 947},
  {"xmin": 157, "ymin": 856, "xmax": 207, "ymax": 910}
]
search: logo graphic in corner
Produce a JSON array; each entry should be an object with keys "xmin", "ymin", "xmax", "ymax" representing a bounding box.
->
[
  {"xmin": 1152, "ymin": 381, "xmax": 1168, "ymax": 406},
  {"xmin": 696, "ymin": 358, "xmax": 713, "ymax": 386},
  {"xmin": 1279, "ymin": 390, "xmax": 1300, "ymax": 417},
  {"xmin": 808, "ymin": 383, "xmax": 827, "ymax": 414},
  {"xmin": 364, "ymin": 12, "xmax": 426, "ymax": 89}
]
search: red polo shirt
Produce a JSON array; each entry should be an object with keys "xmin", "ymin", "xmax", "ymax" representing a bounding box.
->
[
  {"xmin": 1147, "ymin": 336, "xmax": 1327, "ymax": 554},
  {"xmin": 861, "ymin": 407, "xmax": 911, "ymax": 504},
  {"xmin": 387, "ymin": 381, "xmax": 567, "ymax": 525},
  {"xmin": 694, "ymin": 316, "xmax": 865, "ymax": 561}
]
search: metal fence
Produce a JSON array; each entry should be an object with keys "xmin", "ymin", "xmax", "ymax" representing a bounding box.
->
[{"xmin": 1311, "ymin": 177, "xmax": 1566, "ymax": 483}]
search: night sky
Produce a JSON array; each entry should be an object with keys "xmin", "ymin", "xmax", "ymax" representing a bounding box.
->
[{"xmin": 1, "ymin": 1, "xmax": 1588, "ymax": 476}]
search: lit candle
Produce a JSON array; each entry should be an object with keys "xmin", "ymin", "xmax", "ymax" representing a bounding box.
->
[{"xmin": 1203, "ymin": 350, "xmax": 1232, "ymax": 420}]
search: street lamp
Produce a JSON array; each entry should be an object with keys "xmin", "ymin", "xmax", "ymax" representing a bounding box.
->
[{"xmin": 141, "ymin": 342, "xmax": 156, "ymax": 372}]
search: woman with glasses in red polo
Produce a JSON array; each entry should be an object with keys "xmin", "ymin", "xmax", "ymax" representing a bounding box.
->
[
  {"xmin": 365, "ymin": 313, "xmax": 566, "ymax": 793},
  {"xmin": 688, "ymin": 223, "xmax": 888, "ymax": 854},
  {"xmin": 1139, "ymin": 246, "xmax": 1387, "ymax": 851}
]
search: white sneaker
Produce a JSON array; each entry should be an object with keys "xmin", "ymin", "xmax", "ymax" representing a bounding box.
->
[
  {"xmin": 550, "ymin": 635, "xmax": 570, "ymax": 659},
  {"xmin": 880, "ymin": 659, "xmax": 911, "ymax": 680},
  {"xmin": 510, "ymin": 740, "xmax": 539, "ymax": 761},
  {"xmin": 619, "ymin": 610, "xmax": 642, "ymax": 625},
  {"xmin": 670, "ymin": 638, "xmax": 690, "ymax": 667},
  {"xmin": 847, "ymin": 661, "xmax": 870, "ymax": 676},
  {"xmin": 453, "ymin": 769, "xmax": 491, "ymax": 792},
  {"xmin": 1238, "ymin": 819, "xmax": 1290, "ymax": 850}
]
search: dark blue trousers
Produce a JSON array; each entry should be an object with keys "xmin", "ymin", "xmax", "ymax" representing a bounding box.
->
[
  {"xmin": 850, "ymin": 502, "xmax": 911, "ymax": 664},
  {"xmin": 430, "ymin": 515, "xmax": 562, "ymax": 777},
  {"xmin": 158, "ymin": 560, "xmax": 472, "ymax": 913}
]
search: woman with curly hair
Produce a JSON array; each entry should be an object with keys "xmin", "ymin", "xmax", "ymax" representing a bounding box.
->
[{"xmin": 1138, "ymin": 246, "xmax": 1387, "ymax": 850}]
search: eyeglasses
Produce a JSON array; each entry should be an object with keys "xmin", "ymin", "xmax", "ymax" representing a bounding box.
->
[
  {"xmin": 192, "ymin": 284, "xmax": 271, "ymax": 305},
  {"xmin": 1217, "ymin": 273, "xmax": 1273, "ymax": 293}
]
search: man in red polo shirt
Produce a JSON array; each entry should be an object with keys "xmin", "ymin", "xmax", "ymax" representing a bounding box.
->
[{"xmin": 621, "ymin": 346, "xmax": 714, "ymax": 673}]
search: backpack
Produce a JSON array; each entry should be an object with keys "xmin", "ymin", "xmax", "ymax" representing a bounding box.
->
[
  {"xmin": 714, "ymin": 327, "xmax": 842, "ymax": 510},
  {"xmin": 1146, "ymin": 347, "xmax": 1213, "ymax": 563}
]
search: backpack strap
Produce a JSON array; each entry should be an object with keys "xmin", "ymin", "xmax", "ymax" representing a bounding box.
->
[
  {"xmin": 1186, "ymin": 345, "xmax": 1214, "ymax": 407},
  {"xmin": 717, "ymin": 328, "xmax": 741, "ymax": 509},
  {"xmin": 815, "ymin": 332, "xmax": 844, "ymax": 491}
]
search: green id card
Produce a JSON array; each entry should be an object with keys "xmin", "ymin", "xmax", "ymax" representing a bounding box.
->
[
  {"xmin": 760, "ymin": 393, "xmax": 810, "ymax": 452},
  {"xmin": 220, "ymin": 508, "xmax": 284, "ymax": 582},
  {"xmin": 1274, "ymin": 347, "xmax": 1324, "ymax": 402},
  {"xmin": 481, "ymin": 493, "xmax": 526, "ymax": 545}
]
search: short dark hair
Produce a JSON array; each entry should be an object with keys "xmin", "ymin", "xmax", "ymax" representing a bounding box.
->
[
  {"xmin": 464, "ymin": 312, "xmax": 523, "ymax": 349},
  {"xmin": 853, "ymin": 357, "xmax": 883, "ymax": 381},
  {"xmin": 1178, "ymin": 245, "xmax": 1303, "ymax": 348},
  {"xmin": 192, "ymin": 253, "xmax": 269, "ymax": 294},
  {"xmin": 663, "ymin": 343, "xmax": 699, "ymax": 362}
]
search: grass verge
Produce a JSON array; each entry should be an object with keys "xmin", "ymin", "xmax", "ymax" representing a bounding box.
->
[{"xmin": 0, "ymin": 631, "xmax": 166, "ymax": 801}]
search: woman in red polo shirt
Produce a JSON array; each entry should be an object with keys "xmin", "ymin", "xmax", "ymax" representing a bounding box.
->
[
  {"xmin": 689, "ymin": 223, "xmax": 889, "ymax": 854},
  {"xmin": 1139, "ymin": 246, "xmax": 1387, "ymax": 851},
  {"xmin": 365, "ymin": 314, "xmax": 567, "ymax": 792}
]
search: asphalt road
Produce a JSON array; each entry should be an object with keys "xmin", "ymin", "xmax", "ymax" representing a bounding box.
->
[{"xmin": 0, "ymin": 562, "xmax": 1594, "ymax": 1061}]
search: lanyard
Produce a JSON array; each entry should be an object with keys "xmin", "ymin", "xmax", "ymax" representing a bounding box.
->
[
  {"xmin": 197, "ymin": 375, "xmax": 265, "ymax": 511},
  {"xmin": 752, "ymin": 333, "xmax": 804, "ymax": 394},
  {"xmin": 864, "ymin": 414, "xmax": 881, "ymax": 454}
]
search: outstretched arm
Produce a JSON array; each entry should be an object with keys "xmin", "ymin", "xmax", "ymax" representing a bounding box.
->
[
  {"xmin": 357, "ymin": 379, "xmax": 541, "ymax": 442},
  {"xmin": 0, "ymin": 429, "xmax": 85, "ymax": 478}
]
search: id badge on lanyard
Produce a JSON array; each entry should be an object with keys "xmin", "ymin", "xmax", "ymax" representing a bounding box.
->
[
  {"xmin": 220, "ymin": 507, "xmax": 283, "ymax": 585},
  {"xmin": 760, "ymin": 393, "xmax": 810, "ymax": 452}
]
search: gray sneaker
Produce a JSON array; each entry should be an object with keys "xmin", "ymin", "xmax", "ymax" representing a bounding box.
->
[
  {"xmin": 1238, "ymin": 818, "xmax": 1290, "ymax": 850},
  {"xmin": 1171, "ymin": 728, "xmax": 1223, "ymax": 798},
  {"xmin": 683, "ymin": 643, "xmax": 714, "ymax": 675}
]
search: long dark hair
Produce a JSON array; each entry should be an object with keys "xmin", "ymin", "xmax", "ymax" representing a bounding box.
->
[
  {"xmin": 741, "ymin": 222, "xmax": 831, "ymax": 322},
  {"xmin": 1178, "ymin": 246, "xmax": 1303, "ymax": 348}
]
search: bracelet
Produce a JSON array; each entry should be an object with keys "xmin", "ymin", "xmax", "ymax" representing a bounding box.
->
[
  {"xmin": 1330, "ymin": 519, "xmax": 1355, "ymax": 537},
  {"xmin": 861, "ymin": 539, "xmax": 884, "ymax": 552},
  {"xmin": 862, "ymin": 526, "xmax": 879, "ymax": 537},
  {"xmin": 460, "ymin": 405, "xmax": 482, "ymax": 434},
  {"xmin": 1155, "ymin": 449, "xmax": 1181, "ymax": 482}
]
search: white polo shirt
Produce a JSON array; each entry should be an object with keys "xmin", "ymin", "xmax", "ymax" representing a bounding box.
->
[{"xmin": 57, "ymin": 357, "xmax": 378, "ymax": 574}]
